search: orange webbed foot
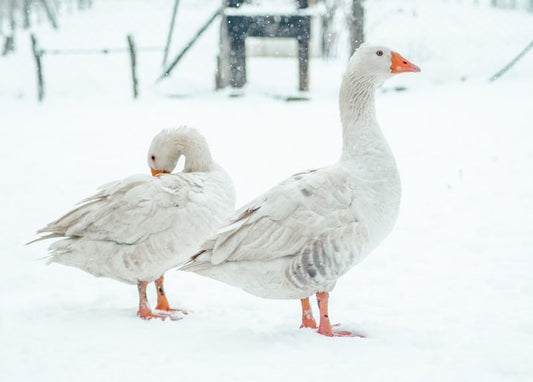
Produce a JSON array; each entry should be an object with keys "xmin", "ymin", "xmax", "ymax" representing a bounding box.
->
[
  {"xmin": 155, "ymin": 297, "xmax": 188, "ymax": 316},
  {"xmin": 321, "ymin": 328, "xmax": 366, "ymax": 337},
  {"xmin": 300, "ymin": 316, "xmax": 318, "ymax": 329},
  {"xmin": 315, "ymin": 292, "xmax": 365, "ymax": 338},
  {"xmin": 137, "ymin": 306, "xmax": 170, "ymax": 321},
  {"xmin": 299, "ymin": 297, "xmax": 318, "ymax": 329},
  {"xmin": 318, "ymin": 322, "xmax": 365, "ymax": 337},
  {"xmin": 154, "ymin": 305, "xmax": 189, "ymax": 320},
  {"xmin": 153, "ymin": 275, "xmax": 189, "ymax": 317},
  {"xmin": 137, "ymin": 307, "xmax": 183, "ymax": 321}
]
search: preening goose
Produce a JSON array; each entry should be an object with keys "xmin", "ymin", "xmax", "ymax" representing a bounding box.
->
[
  {"xmin": 30, "ymin": 126, "xmax": 235, "ymax": 320},
  {"xmin": 181, "ymin": 45, "xmax": 420, "ymax": 336}
]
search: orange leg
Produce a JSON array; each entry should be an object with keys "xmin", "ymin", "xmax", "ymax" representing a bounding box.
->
[
  {"xmin": 299, "ymin": 297, "xmax": 317, "ymax": 329},
  {"xmin": 316, "ymin": 292, "xmax": 364, "ymax": 337},
  {"xmin": 137, "ymin": 280, "xmax": 167, "ymax": 320},
  {"xmin": 154, "ymin": 275, "xmax": 188, "ymax": 314}
]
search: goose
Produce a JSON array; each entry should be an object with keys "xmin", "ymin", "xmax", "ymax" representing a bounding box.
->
[
  {"xmin": 181, "ymin": 45, "xmax": 420, "ymax": 336},
  {"xmin": 30, "ymin": 126, "xmax": 235, "ymax": 320}
]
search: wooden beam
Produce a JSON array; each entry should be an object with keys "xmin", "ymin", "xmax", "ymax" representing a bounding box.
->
[
  {"xmin": 490, "ymin": 40, "xmax": 533, "ymax": 82},
  {"xmin": 158, "ymin": 6, "xmax": 223, "ymax": 82},
  {"xmin": 162, "ymin": 0, "xmax": 180, "ymax": 67}
]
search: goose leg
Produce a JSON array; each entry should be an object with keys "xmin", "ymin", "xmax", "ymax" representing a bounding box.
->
[
  {"xmin": 154, "ymin": 275, "xmax": 188, "ymax": 315},
  {"xmin": 136, "ymin": 280, "xmax": 166, "ymax": 320},
  {"xmin": 316, "ymin": 292, "xmax": 363, "ymax": 337},
  {"xmin": 299, "ymin": 297, "xmax": 317, "ymax": 329}
]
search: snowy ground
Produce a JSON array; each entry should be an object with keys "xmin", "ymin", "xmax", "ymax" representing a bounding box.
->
[{"xmin": 1, "ymin": 1, "xmax": 532, "ymax": 381}]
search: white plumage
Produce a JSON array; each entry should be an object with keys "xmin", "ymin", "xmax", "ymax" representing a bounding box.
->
[
  {"xmin": 32, "ymin": 126, "xmax": 235, "ymax": 319},
  {"xmin": 182, "ymin": 45, "xmax": 420, "ymax": 336}
]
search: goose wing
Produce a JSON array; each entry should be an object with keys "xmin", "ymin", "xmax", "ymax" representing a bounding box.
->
[
  {"xmin": 195, "ymin": 166, "xmax": 357, "ymax": 266},
  {"xmin": 33, "ymin": 172, "xmax": 209, "ymax": 246}
]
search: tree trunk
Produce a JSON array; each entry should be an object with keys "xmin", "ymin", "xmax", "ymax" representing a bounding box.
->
[
  {"xmin": 350, "ymin": 0, "xmax": 364, "ymax": 55},
  {"xmin": 9, "ymin": 0, "xmax": 16, "ymax": 31},
  {"xmin": 39, "ymin": 0, "xmax": 58, "ymax": 29},
  {"xmin": 0, "ymin": 2, "xmax": 5, "ymax": 35},
  {"xmin": 23, "ymin": 0, "xmax": 31, "ymax": 29}
]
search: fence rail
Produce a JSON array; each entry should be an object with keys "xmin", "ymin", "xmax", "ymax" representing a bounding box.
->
[{"xmin": 29, "ymin": 33, "xmax": 160, "ymax": 101}]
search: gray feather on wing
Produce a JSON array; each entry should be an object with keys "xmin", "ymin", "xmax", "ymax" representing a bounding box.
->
[{"xmin": 202, "ymin": 167, "xmax": 355, "ymax": 266}]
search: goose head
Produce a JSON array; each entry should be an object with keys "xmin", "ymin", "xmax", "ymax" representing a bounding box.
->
[
  {"xmin": 339, "ymin": 45, "xmax": 420, "ymax": 158},
  {"xmin": 147, "ymin": 126, "xmax": 213, "ymax": 176},
  {"xmin": 346, "ymin": 44, "xmax": 420, "ymax": 82}
]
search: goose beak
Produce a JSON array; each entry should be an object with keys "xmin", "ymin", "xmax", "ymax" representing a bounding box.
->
[
  {"xmin": 390, "ymin": 51, "xmax": 421, "ymax": 73},
  {"xmin": 151, "ymin": 168, "xmax": 170, "ymax": 176}
]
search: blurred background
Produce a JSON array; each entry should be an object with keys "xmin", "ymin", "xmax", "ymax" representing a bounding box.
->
[{"xmin": 0, "ymin": 0, "xmax": 531, "ymax": 100}]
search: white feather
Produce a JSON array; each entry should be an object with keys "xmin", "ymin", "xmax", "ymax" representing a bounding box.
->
[
  {"xmin": 182, "ymin": 46, "xmax": 407, "ymax": 300},
  {"xmin": 33, "ymin": 126, "xmax": 235, "ymax": 284}
]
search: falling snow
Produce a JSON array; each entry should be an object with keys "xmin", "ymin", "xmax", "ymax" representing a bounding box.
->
[{"xmin": 1, "ymin": 1, "xmax": 532, "ymax": 381}]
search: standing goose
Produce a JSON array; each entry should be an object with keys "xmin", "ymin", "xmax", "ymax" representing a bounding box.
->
[
  {"xmin": 30, "ymin": 126, "xmax": 235, "ymax": 320},
  {"xmin": 181, "ymin": 45, "xmax": 420, "ymax": 336}
]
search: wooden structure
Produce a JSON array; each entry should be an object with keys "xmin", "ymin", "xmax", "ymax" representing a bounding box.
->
[
  {"xmin": 217, "ymin": 0, "xmax": 311, "ymax": 91},
  {"xmin": 29, "ymin": 34, "xmax": 142, "ymax": 101}
]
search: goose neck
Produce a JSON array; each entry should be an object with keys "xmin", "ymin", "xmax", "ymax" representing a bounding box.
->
[
  {"xmin": 339, "ymin": 73, "xmax": 381, "ymax": 158},
  {"xmin": 183, "ymin": 148, "xmax": 213, "ymax": 173}
]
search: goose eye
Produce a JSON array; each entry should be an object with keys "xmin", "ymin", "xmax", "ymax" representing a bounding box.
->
[
  {"xmin": 151, "ymin": 155, "xmax": 156, "ymax": 161},
  {"xmin": 376, "ymin": 50, "xmax": 383, "ymax": 56}
]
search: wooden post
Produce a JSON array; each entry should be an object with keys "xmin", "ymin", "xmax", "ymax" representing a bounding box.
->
[
  {"xmin": 30, "ymin": 34, "xmax": 45, "ymax": 102},
  {"xmin": 162, "ymin": 0, "xmax": 180, "ymax": 67},
  {"xmin": 350, "ymin": 0, "xmax": 364, "ymax": 55},
  {"xmin": 2, "ymin": 35, "xmax": 15, "ymax": 56},
  {"xmin": 216, "ymin": 15, "xmax": 231, "ymax": 89},
  {"xmin": 297, "ymin": 32, "xmax": 310, "ymax": 92},
  {"xmin": 127, "ymin": 34, "xmax": 138, "ymax": 99},
  {"xmin": 228, "ymin": 26, "xmax": 246, "ymax": 88}
]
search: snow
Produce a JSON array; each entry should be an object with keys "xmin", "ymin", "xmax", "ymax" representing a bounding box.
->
[{"xmin": 1, "ymin": 0, "xmax": 532, "ymax": 381}]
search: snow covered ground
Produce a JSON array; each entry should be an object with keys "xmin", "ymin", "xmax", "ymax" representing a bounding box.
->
[{"xmin": 1, "ymin": 1, "xmax": 532, "ymax": 381}]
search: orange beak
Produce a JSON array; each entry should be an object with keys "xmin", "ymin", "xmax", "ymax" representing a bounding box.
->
[
  {"xmin": 390, "ymin": 51, "xmax": 421, "ymax": 73},
  {"xmin": 151, "ymin": 168, "xmax": 169, "ymax": 177}
]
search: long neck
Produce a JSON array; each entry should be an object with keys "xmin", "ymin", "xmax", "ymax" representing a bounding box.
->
[
  {"xmin": 338, "ymin": 72, "xmax": 383, "ymax": 161},
  {"xmin": 183, "ymin": 142, "xmax": 213, "ymax": 173}
]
